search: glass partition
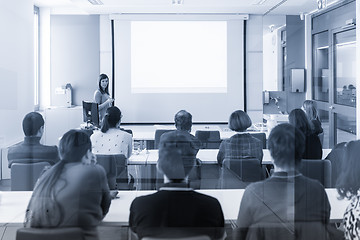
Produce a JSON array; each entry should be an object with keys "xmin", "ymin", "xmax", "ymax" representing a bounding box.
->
[{"xmin": 312, "ymin": 31, "xmax": 329, "ymax": 102}]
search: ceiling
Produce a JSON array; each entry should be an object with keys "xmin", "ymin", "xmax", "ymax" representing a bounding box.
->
[{"xmin": 34, "ymin": 0, "xmax": 342, "ymax": 15}]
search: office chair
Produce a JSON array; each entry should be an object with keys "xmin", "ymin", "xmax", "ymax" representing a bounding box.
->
[
  {"xmin": 195, "ymin": 130, "xmax": 221, "ymax": 149},
  {"xmin": 249, "ymin": 132, "xmax": 267, "ymax": 149},
  {"xmin": 142, "ymin": 236, "xmax": 210, "ymax": 240},
  {"xmin": 96, "ymin": 154, "xmax": 132, "ymax": 190},
  {"xmin": 11, "ymin": 162, "xmax": 50, "ymax": 191},
  {"xmin": 299, "ymin": 159, "xmax": 332, "ymax": 188},
  {"xmin": 220, "ymin": 158, "xmax": 264, "ymax": 189},
  {"xmin": 16, "ymin": 227, "xmax": 84, "ymax": 240},
  {"xmin": 236, "ymin": 221, "xmax": 328, "ymax": 240},
  {"xmin": 154, "ymin": 129, "xmax": 174, "ymax": 149}
]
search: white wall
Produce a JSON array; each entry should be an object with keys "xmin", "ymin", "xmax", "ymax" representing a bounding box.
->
[
  {"xmin": 50, "ymin": 15, "xmax": 100, "ymax": 106},
  {"xmin": 246, "ymin": 15, "xmax": 263, "ymax": 123},
  {"xmin": 0, "ymin": 1, "xmax": 34, "ymax": 147}
]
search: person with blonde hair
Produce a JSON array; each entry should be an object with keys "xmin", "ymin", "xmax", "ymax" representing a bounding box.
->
[{"xmin": 302, "ymin": 100, "xmax": 323, "ymax": 135}]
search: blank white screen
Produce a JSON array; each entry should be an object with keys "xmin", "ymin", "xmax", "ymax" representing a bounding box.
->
[
  {"xmin": 114, "ymin": 18, "xmax": 244, "ymax": 123},
  {"xmin": 131, "ymin": 21, "xmax": 227, "ymax": 93}
]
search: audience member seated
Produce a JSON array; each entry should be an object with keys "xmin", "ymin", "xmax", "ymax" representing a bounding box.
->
[
  {"xmin": 24, "ymin": 130, "xmax": 111, "ymax": 240},
  {"xmin": 8, "ymin": 112, "xmax": 59, "ymax": 168},
  {"xmin": 90, "ymin": 106, "xmax": 132, "ymax": 158},
  {"xmin": 289, "ymin": 109, "xmax": 322, "ymax": 159},
  {"xmin": 336, "ymin": 140, "xmax": 360, "ymax": 239},
  {"xmin": 235, "ymin": 123, "xmax": 330, "ymax": 240},
  {"xmin": 302, "ymin": 100, "xmax": 323, "ymax": 135},
  {"xmin": 217, "ymin": 110, "xmax": 263, "ymax": 166},
  {"xmin": 160, "ymin": 110, "xmax": 201, "ymax": 156},
  {"xmin": 129, "ymin": 133, "xmax": 225, "ymax": 239}
]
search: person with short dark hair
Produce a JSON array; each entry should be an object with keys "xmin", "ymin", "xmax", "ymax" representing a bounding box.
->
[
  {"xmin": 94, "ymin": 73, "xmax": 114, "ymax": 122},
  {"xmin": 90, "ymin": 106, "xmax": 132, "ymax": 158},
  {"xmin": 336, "ymin": 140, "xmax": 360, "ymax": 239},
  {"xmin": 235, "ymin": 124, "xmax": 330, "ymax": 239},
  {"xmin": 160, "ymin": 110, "xmax": 201, "ymax": 160},
  {"xmin": 288, "ymin": 108, "xmax": 322, "ymax": 159},
  {"xmin": 8, "ymin": 112, "xmax": 59, "ymax": 168},
  {"xmin": 129, "ymin": 133, "xmax": 225, "ymax": 239},
  {"xmin": 24, "ymin": 130, "xmax": 111, "ymax": 240},
  {"xmin": 217, "ymin": 110, "xmax": 263, "ymax": 166}
]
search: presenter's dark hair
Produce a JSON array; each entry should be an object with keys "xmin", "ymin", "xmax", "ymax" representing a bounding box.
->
[
  {"xmin": 337, "ymin": 140, "xmax": 360, "ymax": 199},
  {"xmin": 268, "ymin": 123, "xmax": 305, "ymax": 168},
  {"xmin": 22, "ymin": 112, "xmax": 45, "ymax": 136},
  {"xmin": 25, "ymin": 130, "xmax": 91, "ymax": 227},
  {"xmin": 101, "ymin": 106, "xmax": 122, "ymax": 133},
  {"xmin": 228, "ymin": 110, "xmax": 252, "ymax": 132},
  {"xmin": 288, "ymin": 108, "xmax": 313, "ymax": 136},
  {"xmin": 98, "ymin": 73, "xmax": 109, "ymax": 95},
  {"xmin": 174, "ymin": 110, "xmax": 192, "ymax": 131}
]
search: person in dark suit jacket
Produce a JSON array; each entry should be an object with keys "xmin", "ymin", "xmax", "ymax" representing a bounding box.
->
[
  {"xmin": 159, "ymin": 110, "xmax": 201, "ymax": 157},
  {"xmin": 8, "ymin": 112, "xmax": 59, "ymax": 168},
  {"xmin": 235, "ymin": 124, "xmax": 330, "ymax": 240},
  {"xmin": 129, "ymin": 133, "xmax": 225, "ymax": 240}
]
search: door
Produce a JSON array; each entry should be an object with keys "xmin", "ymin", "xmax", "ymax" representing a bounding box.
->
[{"xmin": 312, "ymin": 27, "xmax": 356, "ymax": 148}]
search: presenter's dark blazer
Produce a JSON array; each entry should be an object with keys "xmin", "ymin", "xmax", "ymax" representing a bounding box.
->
[
  {"xmin": 8, "ymin": 136, "xmax": 59, "ymax": 168},
  {"xmin": 129, "ymin": 182, "xmax": 225, "ymax": 239}
]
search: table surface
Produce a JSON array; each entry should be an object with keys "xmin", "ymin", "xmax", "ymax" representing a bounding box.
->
[
  {"xmin": 129, "ymin": 149, "xmax": 333, "ymax": 165},
  {"xmin": 0, "ymin": 188, "xmax": 349, "ymax": 225},
  {"xmin": 122, "ymin": 124, "xmax": 268, "ymax": 141}
]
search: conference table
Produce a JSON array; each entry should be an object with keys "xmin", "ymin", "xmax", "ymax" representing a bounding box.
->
[
  {"xmin": 0, "ymin": 188, "xmax": 349, "ymax": 225},
  {"xmin": 129, "ymin": 149, "xmax": 333, "ymax": 165},
  {"xmin": 125, "ymin": 124, "xmax": 268, "ymax": 141}
]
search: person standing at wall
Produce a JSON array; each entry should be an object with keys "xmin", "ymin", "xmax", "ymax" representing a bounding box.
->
[{"xmin": 94, "ymin": 73, "xmax": 114, "ymax": 122}]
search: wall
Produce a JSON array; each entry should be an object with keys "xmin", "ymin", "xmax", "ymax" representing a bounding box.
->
[
  {"xmin": 285, "ymin": 15, "xmax": 306, "ymax": 112},
  {"xmin": 246, "ymin": 15, "xmax": 263, "ymax": 123},
  {"xmin": 50, "ymin": 15, "xmax": 100, "ymax": 106},
  {"xmin": 0, "ymin": 1, "xmax": 34, "ymax": 148}
]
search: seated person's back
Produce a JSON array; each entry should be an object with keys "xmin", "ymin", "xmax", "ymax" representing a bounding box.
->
[
  {"xmin": 8, "ymin": 112, "xmax": 59, "ymax": 168},
  {"xmin": 90, "ymin": 106, "xmax": 132, "ymax": 157},
  {"xmin": 217, "ymin": 110, "xmax": 263, "ymax": 165},
  {"xmin": 129, "ymin": 133, "xmax": 225, "ymax": 239},
  {"xmin": 236, "ymin": 124, "xmax": 330, "ymax": 240},
  {"xmin": 25, "ymin": 130, "xmax": 111, "ymax": 240}
]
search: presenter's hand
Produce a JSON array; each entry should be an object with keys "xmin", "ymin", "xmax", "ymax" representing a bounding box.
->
[{"xmin": 106, "ymin": 98, "xmax": 114, "ymax": 106}]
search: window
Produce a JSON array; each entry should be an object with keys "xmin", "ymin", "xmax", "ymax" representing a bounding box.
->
[{"xmin": 34, "ymin": 6, "xmax": 39, "ymax": 110}]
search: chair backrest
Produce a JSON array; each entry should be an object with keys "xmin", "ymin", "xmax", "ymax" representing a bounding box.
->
[
  {"xmin": 154, "ymin": 129, "xmax": 174, "ymax": 149},
  {"xmin": 249, "ymin": 133, "xmax": 267, "ymax": 149},
  {"xmin": 222, "ymin": 158, "xmax": 263, "ymax": 184},
  {"xmin": 318, "ymin": 132, "xmax": 324, "ymax": 146},
  {"xmin": 325, "ymin": 142, "xmax": 346, "ymax": 187},
  {"xmin": 142, "ymin": 235, "xmax": 211, "ymax": 240},
  {"xmin": 11, "ymin": 162, "xmax": 50, "ymax": 191},
  {"xmin": 96, "ymin": 154, "xmax": 128, "ymax": 190},
  {"xmin": 299, "ymin": 159, "xmax": 332, "ymax": 188},
  {"xmin": 195, "ymin": 130, "xmax": 221, "ymax": 149},
  {"xmin": 120, "ymin": 128, "xmax": 133, "ymax": 136},
  {"xmin": 241, "ymin": 222, "xmax": 328, "ymax": 240},
  {"xmin": 16, "ymin": 227, "xmax": 84, "ymax": 240}
]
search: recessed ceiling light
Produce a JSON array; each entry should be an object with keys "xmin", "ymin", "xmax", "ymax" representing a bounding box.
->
[
  {"xmin": 253, "ymin": 0, "xmax": 269, "ymax": 5},
  {"xmin": 88, "ymin": 0, "xmax": 103, "ymax": 5},
  {"xmin": 172, "ymin": 0, "xmax": 184, "ymax": 5}
]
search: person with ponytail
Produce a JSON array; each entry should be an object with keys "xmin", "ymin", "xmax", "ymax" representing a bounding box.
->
[
  {"xmin": 25, "ymin": 130, "xmax": 111, "ymax": 240},
  {"xmin": 94, "ymin": 73, "xmax": 114, "ymax": 122},
  {"xmin": 90, "ymin": 106, "xmax": 132, "ymax": 158}
]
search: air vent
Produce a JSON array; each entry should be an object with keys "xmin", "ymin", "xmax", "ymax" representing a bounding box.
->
[{"xmin": 88, "ymin": 0, "xmax": 103, "ymax": 5}]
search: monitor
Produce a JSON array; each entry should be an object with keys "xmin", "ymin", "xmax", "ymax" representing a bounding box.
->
[{"xmin": 82, "ymin": 101, "xmax": 99, "ymax": 127}]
